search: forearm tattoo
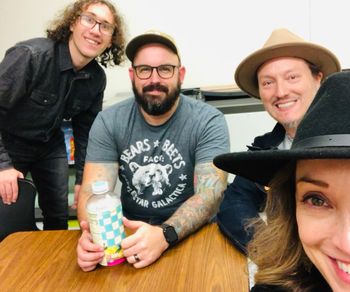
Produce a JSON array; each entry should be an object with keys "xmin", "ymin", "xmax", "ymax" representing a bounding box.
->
[
  {"xmin": 166, "ymin": 162, "xmax": 227, "ymax": 239},
  {"xmin": 77, "ymin": 162, "xmax": 119, "ymax": 222}
]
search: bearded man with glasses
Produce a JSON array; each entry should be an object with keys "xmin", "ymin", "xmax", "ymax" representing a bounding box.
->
[
  {"xmin": 76, "ymin": 30, "xmax": 230, "ymax": 271},
  {"xmin": 0, "ymin": 0, "xmax": 126, "ymax": 230}
]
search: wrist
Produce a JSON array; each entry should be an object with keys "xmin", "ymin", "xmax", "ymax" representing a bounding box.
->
[{"xmin": 160, "ymin": 223, "xmax": 178, "ymax": 247}]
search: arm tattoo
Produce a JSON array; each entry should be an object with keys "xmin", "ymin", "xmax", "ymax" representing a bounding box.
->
[
  {"xmin": 166, "ymin": 162, "xmax": 227, "ymax": 240},
  {"xmin": 77, "ymin": 162, "xmax": 119, "ymax": 222}
]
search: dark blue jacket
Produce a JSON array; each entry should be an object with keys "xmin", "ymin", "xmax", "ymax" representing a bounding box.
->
[
  {"xmin": 0, "ymin": 38, "xmax": 105, "ymax": 183},
  {"xmin": 216, "ymin": 123, "xmax": 285, "ymax": 254}
]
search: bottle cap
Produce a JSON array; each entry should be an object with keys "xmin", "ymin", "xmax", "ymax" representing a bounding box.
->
[{"xmin": 91, "ymin": 181, "xmax": 109, "ymax": 194}]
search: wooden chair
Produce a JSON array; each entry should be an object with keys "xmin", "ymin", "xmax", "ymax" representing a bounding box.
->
[{"xmin": 0, "ymin": 178, "xmax": 38, "ymax": 241}]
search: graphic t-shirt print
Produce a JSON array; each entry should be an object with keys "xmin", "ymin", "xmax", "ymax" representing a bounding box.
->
[{"xmin": 120, "ymin": 138, "xmax": 187, "ymax": 209}]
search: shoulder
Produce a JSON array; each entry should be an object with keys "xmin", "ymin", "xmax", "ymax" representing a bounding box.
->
[
  {"xmin": 252, "ymin": 123, "xmax": 285, "ymax": 148},
  {"xmin": 179, "ymin": 95, "xmax": 227, "ymax": 129},
  {"xmin": 85, "ymin": 57, "xmax": 106, "ymax": 77},
  {"xmin": 13, "ymin": 37, "xmax": 55, "ymax": 54},
  {"xmin": 181, "ymin": 95, "xmax": 223, "ymax": 116},
  {"xmin": 99, "ymin": 98, "xmax": 135, "ymax": 120},
  {"xmin": 4, "ymin": 38, "xmax": 55, "ymax": 66},
  {"xmin": 232, "ymin": 175, "xmax": 264, "ymax": 192}
]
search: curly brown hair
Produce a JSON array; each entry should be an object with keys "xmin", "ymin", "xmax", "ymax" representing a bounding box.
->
[{"xmin": 46, "ymin": 0, "xmax": 126, "ymax": 67}]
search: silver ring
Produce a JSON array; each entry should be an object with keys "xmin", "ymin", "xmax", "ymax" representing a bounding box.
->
[{"xmin": 134, "ymin": 254, "xmax": 140, "ymax": 262}]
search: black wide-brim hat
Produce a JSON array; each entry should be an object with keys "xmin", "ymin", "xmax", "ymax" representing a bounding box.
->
[{"xmin": 214, "ymin": 71, "xmax": 350, "ymax": 186}]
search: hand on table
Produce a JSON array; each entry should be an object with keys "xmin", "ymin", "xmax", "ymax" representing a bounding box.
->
[
  {"xmin": 77, "ymin": 220, "xmax": 104, "ymax": 272},
  {"xmin": 121, "ymin": 217, "xmax": 169, "ymax": 268},
  {"xmin": 0, "ymin": 168, "xmax": 24, "ymax": 205}
]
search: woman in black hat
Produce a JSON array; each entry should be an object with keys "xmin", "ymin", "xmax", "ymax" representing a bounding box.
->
[{"xmin": 214, "ymin": 71, "xmax": 350, "ymax": 292}]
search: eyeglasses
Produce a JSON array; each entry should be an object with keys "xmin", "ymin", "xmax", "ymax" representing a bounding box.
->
[
  {"xmin": 133, "ymin": 64, "xmax": 179, "ymax": 80},
  {"xmin": 79, "ymin": 14, "xmax": 115, "ymax": 36}
]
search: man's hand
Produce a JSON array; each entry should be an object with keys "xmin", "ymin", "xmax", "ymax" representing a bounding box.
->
[
  {"xmin": 0, "ymin": 168, "xmax": 24, "ymax": 205},
  {"xmin": 121, "ymin": 217, "xmax": 169, "ymax": 268},
  {"xmin": 76, "ymin": 221, "xmax": 105, "ymax": 272}
]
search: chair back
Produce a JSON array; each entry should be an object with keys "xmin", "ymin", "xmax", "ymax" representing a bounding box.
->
[{"xmin": 0, "ymin": 178, "xmax": 38, "ymax": 241}]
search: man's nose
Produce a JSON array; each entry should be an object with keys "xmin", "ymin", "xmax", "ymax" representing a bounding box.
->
[
  {"xmin": 90, "ymin": 22, "xmax": 102, "ymax": 35},
  {"xmin": 275, "ymin": 81, "xmax": 288, "ymax": 98},
  {"xmin": 148, "ymin": 68, "xmax": 162, "ymax": 82}
]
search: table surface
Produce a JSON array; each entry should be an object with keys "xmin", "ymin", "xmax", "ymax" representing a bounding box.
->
[{"xmin": 0, "ymin": 223, "xmax": 248, "ymax": 292}]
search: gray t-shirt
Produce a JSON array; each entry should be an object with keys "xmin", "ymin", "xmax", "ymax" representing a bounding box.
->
[{"xmin": 86, "ymin": 95, "xmax": 230, "ymax": 224}]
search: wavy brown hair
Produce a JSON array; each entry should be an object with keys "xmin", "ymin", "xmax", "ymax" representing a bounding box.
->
[
  {"xmin": 46, "ymin": 0, "xmax": 126, "ymax": 67},
  {"xmin": 248, "ymin": 162, "xmax": 331, "ymax": 291}
]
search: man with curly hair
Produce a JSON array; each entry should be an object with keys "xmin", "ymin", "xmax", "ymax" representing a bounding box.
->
[{"xmin": 0, "ymin": 0, "xmax": 126, "ymax": 230}]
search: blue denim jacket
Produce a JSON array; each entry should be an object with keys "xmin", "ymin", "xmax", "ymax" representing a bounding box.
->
[
  {"xmin": 216, "ymin": 123, "xmax": 285, "ymax": 254},
  {"xmin": 0, "ymin": 38, "xmax": 105, "ymax": 183}
]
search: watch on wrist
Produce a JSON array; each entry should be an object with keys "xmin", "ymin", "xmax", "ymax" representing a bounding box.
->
[{"xmin": 161, "ymin": 223, "xmax": 178, "ymax": 247}]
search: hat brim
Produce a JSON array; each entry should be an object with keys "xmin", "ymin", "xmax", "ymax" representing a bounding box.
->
[
  {"xmin": 214, "ymin": 147, "xmax": 350, "ymax": 186},
  {"xmin": 126, "ymin": 34, "xmax": 178, "ymax": 62},
  {"xmin": 234, "ymin": 43, "xmax": 341, "ymax": 99}
]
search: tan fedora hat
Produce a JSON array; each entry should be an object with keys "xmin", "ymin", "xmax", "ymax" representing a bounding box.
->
[{"xmin": 234, "ymin": 28, "xmax": 341, "ymax": 99}]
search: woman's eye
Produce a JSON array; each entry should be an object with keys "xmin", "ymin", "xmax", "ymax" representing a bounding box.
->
[
  {"xmin": 303, "ymin": 194, "xmax": 329, "ymax": 207},
  {"xmin": 309, "ymin": 197, "xmax": 325, "ymax": 206}
]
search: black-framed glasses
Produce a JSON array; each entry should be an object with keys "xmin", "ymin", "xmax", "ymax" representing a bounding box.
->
[
  {"xmin": 133, "ymin": 64, "xmax": 179, "ymax": 80},
  {"xmin": 79, "ymin": 14, "xmax": 115, "ymax": 36}
]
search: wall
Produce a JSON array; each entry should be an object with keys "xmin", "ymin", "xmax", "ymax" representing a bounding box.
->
[
  {"xmin": 0, "ymin": 0, "xmax": 348, "ymax": 151},
  {"xmin": 1, "ymin": 0, "xmax": 349, "ymax": 103}
]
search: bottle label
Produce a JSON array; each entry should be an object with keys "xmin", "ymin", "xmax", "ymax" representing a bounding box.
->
[{"xmin": 87, "ymin": 204, "xmax": 126, "ymax": 266}]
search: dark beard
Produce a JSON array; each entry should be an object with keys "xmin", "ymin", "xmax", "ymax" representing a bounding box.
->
[{"xmin": 132, "ymin": 81, "xmax": 181, "ymax": 116}]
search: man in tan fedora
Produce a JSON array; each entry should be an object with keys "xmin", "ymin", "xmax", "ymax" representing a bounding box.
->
[{"xmin": 216, "ymin": 28, "xmax": 341, "ymax": 254}]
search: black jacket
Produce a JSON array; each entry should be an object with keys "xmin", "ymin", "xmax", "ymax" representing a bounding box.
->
[
  {"xmin": 217, "ymin": 123, "xmax": 286, "ymax": 254},
  {"xmin": 0, "ymin": 38, "xmax": 105, "ymax": 183}
]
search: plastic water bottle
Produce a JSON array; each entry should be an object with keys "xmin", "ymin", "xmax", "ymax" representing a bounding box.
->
[{"xmin": 86, "ymin": 181, "xmax": 126, "ymax": 266}]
